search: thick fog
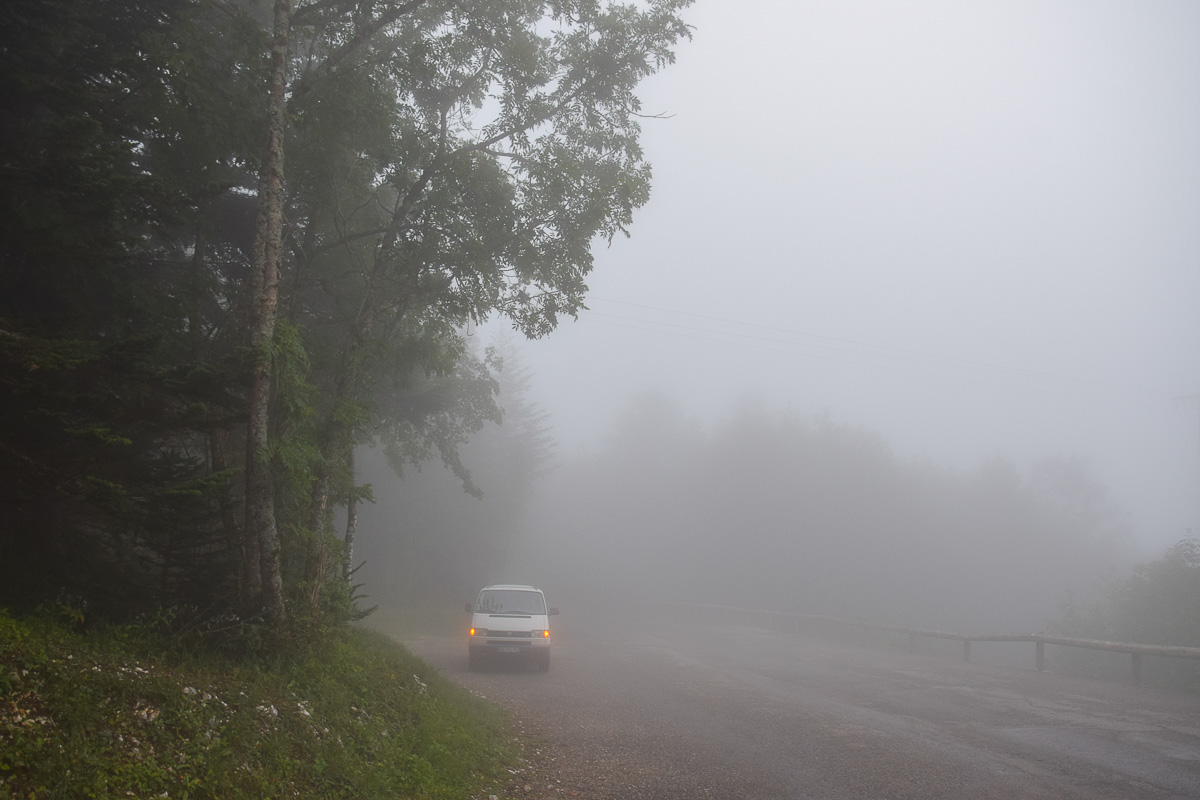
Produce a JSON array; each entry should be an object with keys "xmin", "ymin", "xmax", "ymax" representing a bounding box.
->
[
  {"xmin": 505, "ymin": 0, "xmax": 1200, "ymax": 552},
  {"xmin": 356, "ymin": 1, "xmax": 1199, "ymax": 632}
]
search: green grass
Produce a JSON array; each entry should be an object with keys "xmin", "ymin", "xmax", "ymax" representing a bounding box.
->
[
  {"xmin": 364, "ymin": 605, "xmax": 467, "ymax": 640},
  {"xmin": 0, "ymin": 607, "xmax": 521, "ymax": 799}
]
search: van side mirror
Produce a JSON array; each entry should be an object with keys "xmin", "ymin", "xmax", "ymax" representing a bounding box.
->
[
  {"xmin": 465, "ymin": 603, "xmax": 473, "ymax": 613},
  {"xmin": 549, "ymin": 607, "xmax": 559, "ymax": 616}
]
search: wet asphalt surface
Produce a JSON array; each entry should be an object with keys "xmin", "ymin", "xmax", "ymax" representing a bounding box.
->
[{"xmin": 393, "ymin": 614, "xmax": 1200, "ymax": 799}]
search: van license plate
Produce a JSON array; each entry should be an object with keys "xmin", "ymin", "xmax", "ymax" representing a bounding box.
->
[{"xmin": 497, "ymin": 646, "xmax": 520, "ymax": 653}]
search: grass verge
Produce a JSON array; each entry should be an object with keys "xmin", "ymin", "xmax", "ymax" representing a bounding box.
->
[{"xmin": 0, "ymin": 606, "xmax": 521, "ymax": 799}]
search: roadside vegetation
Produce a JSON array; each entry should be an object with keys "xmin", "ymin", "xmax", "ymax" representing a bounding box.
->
[
  {"xmin": 0, "ymin": 2, "xmax": 690, "ymax": 792},
  {"xmin": 1049, "ymin": 537, "xmax": 1200, "ymax": 690},
  {"xmin": 0, "ymin": 604, "xmax": 519, "ymax": 800}
]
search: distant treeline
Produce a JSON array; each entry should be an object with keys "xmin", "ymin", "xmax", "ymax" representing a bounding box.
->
[
  {"xmin": 357, "ymin": 383, "xmax": 1199, "ymax": 659},
  {"xmin": 515, "ymin": 394, "xmax": 1135, "ymax": 633}
]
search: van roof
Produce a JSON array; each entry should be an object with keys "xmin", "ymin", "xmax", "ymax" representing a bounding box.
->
[{"xmin": 479, "ymin": 584, "xmax": 540, "ymax": 592}]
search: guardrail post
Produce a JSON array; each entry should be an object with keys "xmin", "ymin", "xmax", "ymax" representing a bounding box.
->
[
  {"xmin": 1131, "ymin": 653, "xmax": 1142, "ymax": 686},
  {"xmin": 1036, "ymin": 640, "xmax": 1044, "ymax": 671},
  {"xmin": 963, "ymin": 640, "xmax": 971, "ymax": 663}
]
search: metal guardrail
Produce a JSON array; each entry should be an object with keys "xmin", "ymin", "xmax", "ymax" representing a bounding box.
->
[{"xmin": 672, "ymin": 604, "xmax": 1200, "ymax": 685}]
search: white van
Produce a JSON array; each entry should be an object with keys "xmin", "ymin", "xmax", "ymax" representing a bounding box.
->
[{"xmin": 466, "ymin": 584, "xmax": 558, "ymax": 672}]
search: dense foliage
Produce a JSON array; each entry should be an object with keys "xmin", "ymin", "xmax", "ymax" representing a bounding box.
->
[
  {"xmin": 1045, "ymin": 538, "xmax": 1200, "ymax": 688},
  {"xmin": 0, "ymin": 0, "xmax": 691, "ymax": 632},
  {"xmin": 1055, "ymin": 538, "xmax": 1200, "ymax": 646}
]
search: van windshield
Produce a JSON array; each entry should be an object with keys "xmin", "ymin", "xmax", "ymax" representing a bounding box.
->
[{"xmin": 475, "ymin": 590, "xmax": 546, "ymax": 615}]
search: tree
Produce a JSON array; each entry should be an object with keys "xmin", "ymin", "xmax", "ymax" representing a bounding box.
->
[
  {"xmin": 0, "ymin": 0, "xmax": 693, "ymax": 632},
  {"xmin": 1112, "ymin": 538, "xmax": 1200, "ymax": 646},
  {"xmin": 0, "ymin": 0, "xmax": 264, "ymax": 612},
  {"xmin": 1051, "ymin": 537, "xmax": 1200, "ymax": 687},
  {"xmin": 239, "ymin": 0, "xmax": 693, "ymax": 625},
  {"xmin": 245, "ymin": 0, "xmax": 294, "ymax": 627}
]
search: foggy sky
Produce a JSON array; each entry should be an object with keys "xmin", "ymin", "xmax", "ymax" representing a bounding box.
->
[{"xmin": 481, "ymin": 0, "xmax": 1200, "ymax": 555}]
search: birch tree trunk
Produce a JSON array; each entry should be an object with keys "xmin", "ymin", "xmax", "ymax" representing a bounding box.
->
[
  {"xmin": 344, "ymin": 446, "xmax": 358, "ymax": 583},
  {"xmin": 245, "ymin": 0, "xmax": 291, "ymax": 628},
  {"xmin": 304, "ymin": 453, "xmax": 332, "ymax": 611}
]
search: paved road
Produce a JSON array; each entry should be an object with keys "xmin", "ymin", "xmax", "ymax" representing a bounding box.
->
[{"xmin": 397, "ymin": 615, "xmax": 1200, "ymax": 799}]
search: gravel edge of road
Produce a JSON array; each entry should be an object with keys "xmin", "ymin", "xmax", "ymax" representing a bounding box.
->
[{"xmin": 473, "ymin": 713, "xmax": 567, "ymax": 800}]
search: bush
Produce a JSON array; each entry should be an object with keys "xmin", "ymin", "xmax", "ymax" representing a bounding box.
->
[{"xmin": 1051, "ymin": 538, "xmax": 1200, "ymax": 690}]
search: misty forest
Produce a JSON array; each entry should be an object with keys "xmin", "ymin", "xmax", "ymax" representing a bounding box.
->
[
  {"xmin": 2, "ymin": 0, "xmax": 1198, "ymax": 667},
  {"xmin": 0, "ymin": 0, "xmax": 691, "ymax": 626}
]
